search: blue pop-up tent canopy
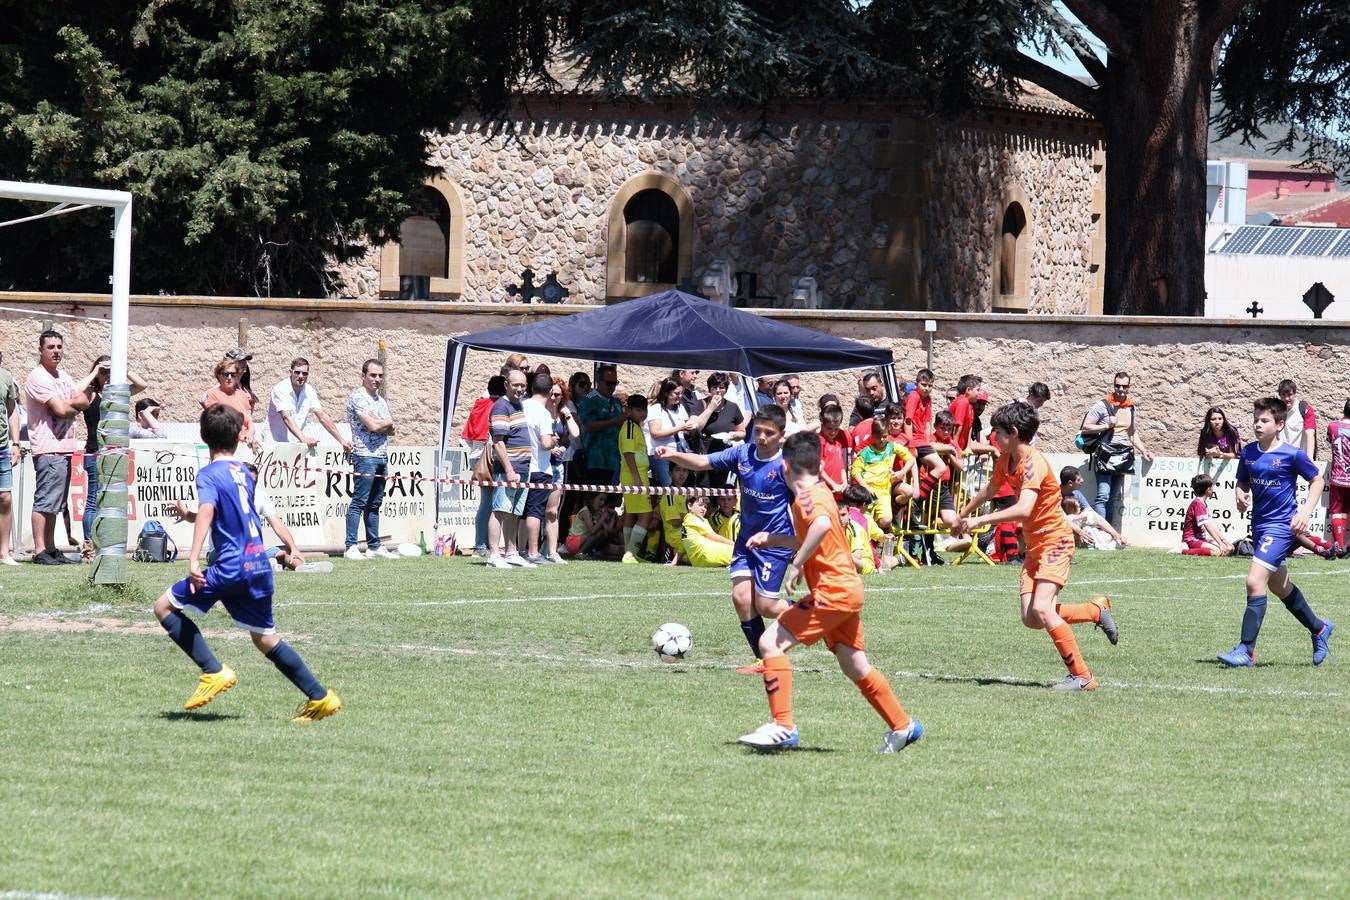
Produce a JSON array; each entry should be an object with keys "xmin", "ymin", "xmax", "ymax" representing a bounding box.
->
[{"xmin": 439, "ymin": 290, "xmax": 899, "ymax": 451}]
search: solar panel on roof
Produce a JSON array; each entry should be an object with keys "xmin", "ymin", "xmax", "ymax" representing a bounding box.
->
[
  {"xmin": 1330, "ymin": 231, "xmax": 1350, "ymax": 258},
  {"xmin": 1217, "ymin": 225, "xmax": 1267, "ymax": 254},
  {"xmin": 1293, "ymin": 229, "xmax": 1341, "ymax": 256},
  {"xmin": 1255, "ymin": 228, "xmax": 1306, "ymax": 255}
]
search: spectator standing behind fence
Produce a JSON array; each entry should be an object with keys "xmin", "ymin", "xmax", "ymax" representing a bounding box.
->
[
  {"xmin": 486, "ymin": 368, "xmax": 534, "ymax": 569},
  {"xmin": 267, "ymin": 358, "xmax": 352, "ymax": 451},
  {"xmin": 344, "ymin": 359, "xmax": 398, "ymax": 561},
  {"xmin": 543, "ymin": 378, "xmax": 580, "ymax": 563},
  {"xmin": 79, "ymin": 355, "xmax": 147, "ymax": 562},
  {"xmin": 0, "ymin": 350, "xmax": 19, "ymax": 565},
  {"xmin": 25, "ymin": 330, "xmax": 96, "ymax": 565},
  {"xmin": 1276, "ymin": 379, "xmax": 1316, "ymax": 458},
  {"xmin": 579, "ymin": 365, "xmax": 625, "ymax": 486},
  {"xmin": 202, "ymin": 357, "xmax": 260, "ymax": 454},
  {"xmin": 521, "ymin": 373, "xmax": 560, "ymax": 565},
  {"xmin": 130, "ymin": 398, "xmax": 167, "ymax": 439},
  {"xmin": 464, "ymin": 375, "xmax": 506, "ymax": 556},
  {"xmin": 1197, "ymin": 406, "xmax": 1242, "ymax": 461},
  {"xmin": 1080, "ymin": 371, "xmax": 1154, "ymax": 528}
]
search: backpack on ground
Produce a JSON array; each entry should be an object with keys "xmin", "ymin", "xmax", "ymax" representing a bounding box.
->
[{"xmin": 133, "ymin": 520, "xmax": 178, "ymax": 563}]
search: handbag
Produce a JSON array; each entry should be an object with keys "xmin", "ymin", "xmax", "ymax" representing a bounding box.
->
[
  {"xmin": 1075, "ymin": 402, "xmax": 1113, "ymax": 454},
  {"xmin": 472, "ymin": 447, "xmax": 493, "ymax": 483},
  {"xmin": 1092, "ymin": 442, "xmax": 1135, "ymax": 475}
]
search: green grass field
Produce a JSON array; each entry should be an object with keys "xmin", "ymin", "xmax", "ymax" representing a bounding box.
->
[{"xmin": 0, "ymin": 551, "xmax": 1346, "ymax": 897}]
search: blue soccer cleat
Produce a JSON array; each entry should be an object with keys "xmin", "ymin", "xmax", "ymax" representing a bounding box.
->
[
  {"xmin": 738, "ymin": 722, "xmax": 799, "ymax": 751},
  {"xmin": 879, "ymin": 719, "xmax": 924, "ymax": 754},
  {"xmin": 1217, "ymin": 644, "xmax": 1255, "ymax": 667},
  {"xmin": 1312, "ymin": 620, "xmax": 1334, "ymax": 666}
]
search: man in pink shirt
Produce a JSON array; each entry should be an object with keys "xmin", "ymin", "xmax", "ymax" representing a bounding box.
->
[{"xmin": 25, "ymin": 330, "xmax": 98, "ymax": 565}]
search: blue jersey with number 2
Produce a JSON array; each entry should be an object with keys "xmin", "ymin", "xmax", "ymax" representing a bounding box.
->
[{"xmin": 1236, "ymin": 441, "xmax": 1319, "ymax": 530}]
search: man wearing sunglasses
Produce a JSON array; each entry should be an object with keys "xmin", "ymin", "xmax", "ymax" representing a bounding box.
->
[
  {"xmin": 1080, "ymin": 372, "xmax": 1154, "ymax": 528},
  {"xmin": 266, "ymin": 357, "xmax": 352, "ymax": 452}
]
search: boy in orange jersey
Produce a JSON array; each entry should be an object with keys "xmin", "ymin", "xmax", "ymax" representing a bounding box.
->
[
  {"xmin": 738, "ymin": 431, "xmax": 923, "ymax": 753},
  {"xmin": 954, "ymin": 401, "xmax": 1118, "ymax": 691}
]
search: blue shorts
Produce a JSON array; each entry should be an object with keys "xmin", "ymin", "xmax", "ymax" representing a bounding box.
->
[
  {"xmin": 0, "ymin": 449, "xmax": 11, "ymax": 492},
  {"xmin": 1252, "ymin": 524, "xmax": 1297, "ymax": 572},
  {"xmin": 493, "ymin": 480, "xmax": 528, "ymax": 516},
  {"xmin": 730, "ymin": 541, "xmax": 794, "ymax": 600},
  {"xmin": 169, "ymin": 573, "xmax": 276, "ymax": 635}
]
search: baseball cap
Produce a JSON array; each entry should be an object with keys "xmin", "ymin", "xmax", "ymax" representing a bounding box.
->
[{"xmin": 224, "ymin": 347, "xmax": 253, "ymax": 362}]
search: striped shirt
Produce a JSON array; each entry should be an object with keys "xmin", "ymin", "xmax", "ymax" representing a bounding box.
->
[{"xmin": 490, "ymin": 396, "xmax": 533, "ymax": 475}]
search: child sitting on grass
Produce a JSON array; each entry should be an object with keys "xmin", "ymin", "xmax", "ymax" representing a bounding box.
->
[
  {"xmin": 680, "ymin": 495, "xmax": 734, "ymax": 568},
  {"xmin": 1061, "ymin": 497, "xmax": 1126, "ymax": 550},
  {"xmin": 565, "ymin": 493, "xmax": 623, "ymax": 559},
  {"xmin": 840, "ymin": 484, "xmax": 888, "ymax": 574},
  {"xmin": 1176, "ymin": 474, "xmax": 1234, "ymax": 556}
]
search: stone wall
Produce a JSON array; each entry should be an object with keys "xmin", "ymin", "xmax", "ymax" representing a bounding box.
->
[
  {"xmin": 3, "ymin": 294, "xmax": 1346, "ymax": 460},
  {"xmin": 332, "ymin": 102, "xmax": 1102, "ymax": 313},
  {"xmin": 924, "ymin": 124, "xmax": 1100, "ymax": 313}
]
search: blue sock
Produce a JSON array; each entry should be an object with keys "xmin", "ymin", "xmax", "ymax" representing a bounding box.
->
[
  {"xmin": 265, "ymin": 640, "xmax": 326, "ymax": 700},
  {"xmin": 160, "ymin": 610, "xmax": 222, "ymax": 673},
  {"xmin": 1240, "ymin": 593, "xmax": 1268, "ymax": 649},
  {"xmin": 1279, "ymin": 585, "xmax": 1323, "ymax": 634},
  {"xmin": 740, "ymin": 616, "xmax": 765, "ymax": 659}
]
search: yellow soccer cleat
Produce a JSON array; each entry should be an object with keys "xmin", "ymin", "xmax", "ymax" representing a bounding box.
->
[
  {"xmin": 292, "ymin": 690, "xmax": 343, "ymax": 723},
  {"xmin": 621, "ymin": 551, "xmax": 640, "ymax": 564},
  {"xmin": 184, "ymin": 665, "xmax": 237, "ymax": 710}
]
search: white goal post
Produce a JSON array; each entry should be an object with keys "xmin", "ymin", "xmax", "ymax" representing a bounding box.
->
[{"xmin": 0, "ymin": 180, "xmax": 133, "ymax": 583}]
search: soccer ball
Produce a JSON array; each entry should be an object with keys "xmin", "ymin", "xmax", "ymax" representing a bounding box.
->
[{"xmin": 651, "ymin": 622, "xmax": 693, "ymax": 662}]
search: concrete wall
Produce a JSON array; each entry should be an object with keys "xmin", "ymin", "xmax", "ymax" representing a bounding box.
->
[{"xmin": 2, "ymin": 292, "xmax": 1345, "ymax": 457}]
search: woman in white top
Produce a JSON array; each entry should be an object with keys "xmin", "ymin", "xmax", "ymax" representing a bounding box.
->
[{"xmin": 648, "ymin": 378, "xmax": 721, "ymax": 486}]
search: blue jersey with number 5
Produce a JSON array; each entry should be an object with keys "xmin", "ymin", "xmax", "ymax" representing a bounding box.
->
[
  {"xmin": 197, "ymin": 458, "xmax": 273, "ymax": 599},
  {"xmin": 707, "ymin": 442, "xmax": 794, "ymax": 538}
]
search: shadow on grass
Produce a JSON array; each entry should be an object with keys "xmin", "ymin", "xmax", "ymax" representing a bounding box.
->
[
  {"xmin": 916, "ymin": 672, "xmax": 1049, "ymax": 690},
  {"xmin": 157, "ymin": 710, "xmax": 243, "ymax": 722},
  {"xmin": 1193, "ymin": 658, "xmax": 1279, "ymax": 668},
  {"xmin": 723, "ymin": 742, "xmax": 837, "ymax": 754}
]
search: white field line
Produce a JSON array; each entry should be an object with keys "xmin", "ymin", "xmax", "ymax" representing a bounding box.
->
[
  {"xmin": 0, "ymin": 892, "xmax": 119, "ymax": 900},
  {"xmin": 399, "ymin": 643, "xmax": 1345, "ymax": 699},
  {"xmin": 276, "ymin": 565, "xmax": 1350, "ymax": 609}
]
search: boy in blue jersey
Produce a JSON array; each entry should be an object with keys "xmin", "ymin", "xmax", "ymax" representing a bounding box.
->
[
  {"xmin": 1218, "ymin": 397, "xmax": 1335, "ymax": 667},
  {"xmin": 152, "ymin": 404, "xmax": 342, "ymax": 721},
  {"xmin": 656, "ymin": 404, "xmax": 795, "ymax": 673}
]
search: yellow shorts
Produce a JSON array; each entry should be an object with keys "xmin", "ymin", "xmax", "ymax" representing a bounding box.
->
[
  {"xmin": 868, "ymin": 491, "xmax": 893, "ymax": 524},
  {"xmin": 778, "ymin": 591, "xmax": 866, "ymax": 651},
  {"xmin": 1019, "ymin": 534, "xmax": 1075, "ymax": 595},
  {"xmin": 622, "ymin": 491, "xmax": 653, "ymax": 514},
  {"xmin": 686, "ymin": 542, "xmax": 732, "ymax": 568}
]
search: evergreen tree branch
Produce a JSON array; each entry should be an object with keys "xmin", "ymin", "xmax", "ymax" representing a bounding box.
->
[
  {"xmin": 1060, "ymin": 0, "xmax": 1129, "ymax": 55},
  {"xmin": 1002, "ymin": 49, "xmax": 1102, "ymax": 117}
]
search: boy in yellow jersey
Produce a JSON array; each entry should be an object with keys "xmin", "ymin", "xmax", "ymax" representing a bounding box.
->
[
  {"xmin": 840, "ymin": 484, "xmax": 885, "ymax": 574},
  {"xmin": 710, "ymin": 494, "xmax": 740, "ymax": 542},
  {"xmin": 659, "ymin": 466, "xmax": 691, "ymax": 564},
  {"xmin": 849, "ymin": 418, "xmax": 915, "ymax": 529},
  {"xmin": 738, "ymin": 431, "xmax": 922, "ymax": 753},
  {"xmin": 617, "ymin": 394, "xmax": 657, "ymax": 563},
  {"xmin": 681, "ymin": 495, "xmax": 733, "ymax": 567},
  {"xmin": 954, "ymin": 401, "xmax": 1118, "ymax": 691}
]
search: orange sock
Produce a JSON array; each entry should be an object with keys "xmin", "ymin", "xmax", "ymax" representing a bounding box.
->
[
  {"xmin": 763, "ymin": 655, "xmax": 794, "ymax": 728},
  {"xmin": 1048, "ymin": 623, "xmax": 1091, "ymax": 678},
  {"xmin": 855, "ymin": 668, "xmax": 910, "ymax": 731},
  {"xmin": 1056, "ymin": 602, "xmax": 1100, "ymax": 624}
]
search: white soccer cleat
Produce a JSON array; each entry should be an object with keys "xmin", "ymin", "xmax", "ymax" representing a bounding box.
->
[
  {"xmin": 878, "ymin": 720, "xmax": 924, "ymax": 754},
  {"xmin": 737, "ymin": 721, "xmax": 799, "ymax": 750}
]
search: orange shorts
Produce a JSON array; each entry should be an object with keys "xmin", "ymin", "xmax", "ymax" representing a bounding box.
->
[
  {"xmin": 777, "ymin": 591, "xmax": 866, "ymax": 651},
  {"xmin": 1019, "ymin": 533, "xmax": 1075, "ymax": 595}
]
